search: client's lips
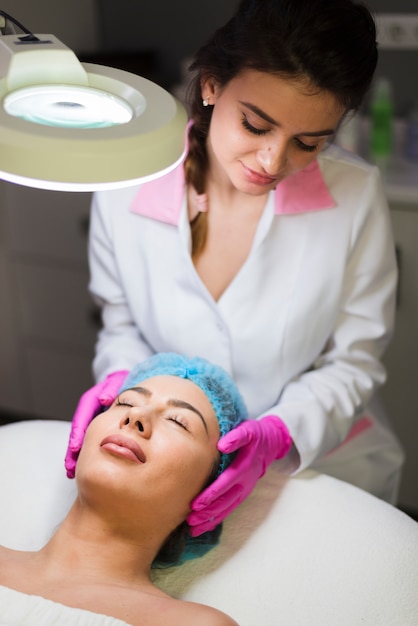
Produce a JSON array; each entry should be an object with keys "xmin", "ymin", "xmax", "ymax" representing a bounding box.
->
[{"xmin": 100, "ymin": 435, "xmax": 146, "ymax": 463}]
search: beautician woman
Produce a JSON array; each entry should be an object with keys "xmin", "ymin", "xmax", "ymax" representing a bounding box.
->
[{"xmin": 66, "ymin": 0, "xmax": 404, "ymax": 536}]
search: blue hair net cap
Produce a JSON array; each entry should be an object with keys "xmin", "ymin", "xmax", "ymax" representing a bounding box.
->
[{"xmin": 118, "ymin": 352, "xmax": 248, "ymax": 565}]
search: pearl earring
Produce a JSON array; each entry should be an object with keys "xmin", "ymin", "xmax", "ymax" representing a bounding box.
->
[{"xmin": 202, "ymin": 98, "xmax": 210, "ymax": 107}]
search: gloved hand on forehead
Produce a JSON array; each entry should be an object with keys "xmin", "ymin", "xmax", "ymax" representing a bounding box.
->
[
  {"xmin": 64, "ymin": 370, "xmax": 129, "ymax": 478},
  {"xmin": 187, "ymin": 415, "xmax": 293, "ymax": 536}
]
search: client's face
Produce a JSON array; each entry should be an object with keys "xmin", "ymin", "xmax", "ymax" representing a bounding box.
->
[{"xmin": 76, "ymin": 375, "xmax": 221, "ymax": 529}]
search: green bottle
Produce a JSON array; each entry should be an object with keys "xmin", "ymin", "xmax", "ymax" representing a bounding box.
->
[{"xmin": 370, "ymin": 77, "xmax": 393, "ymax": 163}]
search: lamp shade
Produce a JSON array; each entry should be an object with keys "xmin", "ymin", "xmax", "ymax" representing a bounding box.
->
[{"xmin": 0, "ymin": 33, "xmax": 188, "ymax": 191}]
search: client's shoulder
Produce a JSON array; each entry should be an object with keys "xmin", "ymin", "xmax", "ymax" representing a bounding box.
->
[
  {"xmin": 130, "ymin": 592, "xmax": 239, "ymax": 626},
  {"xmin": 181, "ymin": 598, "xmax": 239, "ymax": 625}
]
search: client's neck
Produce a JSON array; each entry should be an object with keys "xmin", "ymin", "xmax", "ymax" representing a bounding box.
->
[{"xmin": 38, "ymin": 500, "xmax": 166, "ymax": 587}]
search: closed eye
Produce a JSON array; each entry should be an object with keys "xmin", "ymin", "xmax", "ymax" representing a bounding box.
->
[
  {"xmin": 294, "ymin": 137, "xmax": 319, "ymax": 153},
  {"xmin": 241, "ymin": 115, "xmax": 269, "ymax": 136},
  {"xmin": 167, "ymin": 415, "xmax": 189, "ymax": 431},
  {"xmin": 242, "ymin": 115, "xmax": 321, "ymax": 152},
  {"xmin": 116, "ymin": 397, "xmax": 133, "ymax": 408}
]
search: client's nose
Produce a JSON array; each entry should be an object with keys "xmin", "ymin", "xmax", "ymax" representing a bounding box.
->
[
  {"xmin": 123, "ymin": 416, "xmax": 144, "ymax": 432},
  {"xmin": 120, "ymin": 410, "xmax": 151, "ymax": 438}
]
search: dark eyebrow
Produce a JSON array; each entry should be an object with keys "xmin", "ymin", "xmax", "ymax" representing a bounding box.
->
[
  {"xmin": 240, "ymin": 101, "xmax": 279, "ymax": 126},
  {"xmin": 239, "ymin": 100, "xmax": 335, "ymax": 137},
  {"xmin": 167, "ymin": 399, "xmax": 208, "ymax": 434},
  {"xmin": 129, "ymin": 386, "xmax": 152, "ymax": 397},
  {"xmin": 127, "ymin": 386, "xmax": 208, "ymax": 433}
]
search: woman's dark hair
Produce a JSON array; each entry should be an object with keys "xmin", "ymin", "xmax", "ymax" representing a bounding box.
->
[{"xmin": 185, "ymin": 0, "xmax": 378, "ymax": 256}]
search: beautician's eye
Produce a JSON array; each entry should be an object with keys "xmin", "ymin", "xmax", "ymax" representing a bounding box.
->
[
  {"xmin": 167, "ymin": 415, "xmax": 189, "ymax": 431},
  {"xmin": 241, "ymin": 115, "xmax": 269, "ymax": 136},
  {"xmin": 294, "ymin": 137, "xmax": 319, "ymax": 153}
]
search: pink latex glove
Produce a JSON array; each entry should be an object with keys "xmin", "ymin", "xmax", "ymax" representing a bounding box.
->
[
  {"xmin": 187, "ymin": 415, "xmax": 292, "ymax": 536},
  {"xmin": 64, "ymin": 370, "xmax": 129, "ymax": 478}
]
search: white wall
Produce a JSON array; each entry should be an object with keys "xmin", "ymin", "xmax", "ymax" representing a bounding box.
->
[{"xmin": 0, "ymin": 0, "xmax": 99, "ymax": 53}]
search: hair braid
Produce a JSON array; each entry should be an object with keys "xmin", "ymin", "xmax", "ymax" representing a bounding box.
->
[{"xmin": 184, "ymin": 76, "xmax": 213, "ymax": 257}]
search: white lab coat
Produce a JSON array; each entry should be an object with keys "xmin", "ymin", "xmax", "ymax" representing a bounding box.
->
[{"xmin": 88, "ymin": 143, "xmax": 404, "ymax": 502}]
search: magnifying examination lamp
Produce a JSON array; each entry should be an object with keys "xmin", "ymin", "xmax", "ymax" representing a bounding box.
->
[{"xmin": 0, "ymin": 10, "xmax": 188, "ymax": 191}]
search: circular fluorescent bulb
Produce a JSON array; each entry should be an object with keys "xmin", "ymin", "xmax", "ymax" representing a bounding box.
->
[
  {"xmin": 4, "ymin": 85, "xmax": 135, "ymax": 128},
  {"xmin": 0, "ymin": 63, "xmax": 188, "ymax": 191}
]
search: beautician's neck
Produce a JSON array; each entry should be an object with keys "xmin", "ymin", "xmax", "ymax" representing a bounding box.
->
[{"xmin": 204, "ymin": 173, "xmax": 268, "ymax": 218}]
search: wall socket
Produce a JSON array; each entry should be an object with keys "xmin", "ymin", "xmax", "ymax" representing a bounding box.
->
[{"xmin": 375, "ymin": 14, "xmax": 418, "ymax": 50}]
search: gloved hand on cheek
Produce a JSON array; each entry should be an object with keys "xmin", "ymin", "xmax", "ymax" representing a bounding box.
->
[
  {"xmin": 64, "ymin": 370, "xmax": 129, "ymax": 478},
  {"xmin": 187, "ymin": 415, "xmax": 293, "ymax": 536}
]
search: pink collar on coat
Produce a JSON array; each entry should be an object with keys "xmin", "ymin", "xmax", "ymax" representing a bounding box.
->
[{"xmin": 130, "ymin": 156, "xmax": 336, "ymax": 225}]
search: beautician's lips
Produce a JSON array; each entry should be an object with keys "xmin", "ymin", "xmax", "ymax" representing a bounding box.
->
[
  {"xmin": 100, "ymin": 435, "xmax": 146, "ymax": 463},
  {"xmin": 241, "ymin": 162, "xmax": 278, "ymax": 186}
]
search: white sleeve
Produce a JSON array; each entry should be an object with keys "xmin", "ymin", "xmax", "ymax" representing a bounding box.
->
[
  {"xmin": 88, "ymin": 192, "xmax": 153, "ymax": 381},
  {"xmin": 264, "ymin": 167, "xmax": 398, "ymax": 470}
]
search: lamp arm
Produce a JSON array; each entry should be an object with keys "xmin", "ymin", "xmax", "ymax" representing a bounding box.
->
[{"xmin": 0, "ymin": 10, "xmax": 39, "ymax": 41}]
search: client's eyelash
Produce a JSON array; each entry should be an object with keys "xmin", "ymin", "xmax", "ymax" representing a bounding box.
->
[
  {"xmin": 167, "ymin": 415, "xmax": 189, "ymax": 431},
  {"xmin": 116, "ymin": 397, "xmax": 190, "ymax": 432},
  {"xmin": 116, "ymin": 397, "xmax": 132, "ymax": 408}
]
